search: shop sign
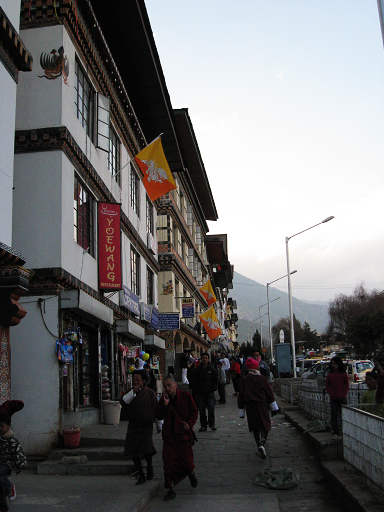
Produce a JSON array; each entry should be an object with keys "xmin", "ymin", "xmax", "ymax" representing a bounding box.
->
[
  {"xmin": 123, "ymin": 286, "xmax": 140, "ymax": 316},
  {"xmin": 150, "ymin": 306, "xmax": 159, "ymax": 330},
  {"xmin": 182, "ymin": 298, "xmax": 194, "ymax": 318},
  {"xmin": 98, "ymin": 203, "xmax": 122, "ymax": 290},
  {"xmin": 140, "ymin": 302, "xmax": 151, "ymax": 323},
  {"xmin": 158, "ymin": 313, "xmax": 180, "ymax": 330}
]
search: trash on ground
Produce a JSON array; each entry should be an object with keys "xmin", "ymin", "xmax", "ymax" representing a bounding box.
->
[{"xmin": 255, "ymin": 468, "xmax": 300, "ymax": 489}]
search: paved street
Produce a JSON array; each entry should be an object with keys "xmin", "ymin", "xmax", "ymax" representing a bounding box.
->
[
  {"xmin": 144, "ymin": 391, "xmax": 343, "ymax": 512},
  {"xmin": 7, "ymin": 390, "xmax": 344, "ymax": 512}
]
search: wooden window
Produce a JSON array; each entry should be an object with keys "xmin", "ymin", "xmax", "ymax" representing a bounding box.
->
[
  {"xmin": 73, "ymin": 174, "xmax": 95, "ymax": 256},
  {"xmin": 146, "ymin": 196, "xmax": 154, "ymax": 234},
  {"xmin": 147, "ymin": 267, "xmax": 154, "ymax": 305},
  {"xmin": 130, "ymin": 246, "xmax": 140, "ymax": 296},
  {"xmin": 75, "ymin": 59, "xmax": 94, "ymax": 140},
  {"xmin": 130, "ymin": 164, "xmax": 140, "ymax": 216},
  {"xmin": 108, "ymin": 126, "xmax": 121, "ymax": 184}
]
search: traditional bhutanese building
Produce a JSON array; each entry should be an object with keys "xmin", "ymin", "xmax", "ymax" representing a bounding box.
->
[{"xmin": 0, "ymin": 3, "xmax": 33, "ymax": 407}]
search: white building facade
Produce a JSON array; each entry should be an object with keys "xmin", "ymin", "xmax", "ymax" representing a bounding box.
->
[{"xmin": 11, "ymin": 1, "xmax": 160, "ymax": 454}]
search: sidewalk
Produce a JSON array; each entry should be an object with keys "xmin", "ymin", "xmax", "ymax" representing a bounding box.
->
[
  {"xmin": 142, "ymin": 390, "xmax": 342, "ymax": 512},
  {"xmin": 8, "ymin": 388, "xmax": 383, "ymax": 512}
]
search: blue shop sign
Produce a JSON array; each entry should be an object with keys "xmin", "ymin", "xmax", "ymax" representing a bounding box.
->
[
  {"xmin": 182, "ymin": 298, "xmax": 194, "ymax": 318},
  {"xmin": 150, "ymin": 307, "xmax": 159, "ymax": 330},
  {"xmin": 123, "ymin": 286, "xmax": 140, "ymax": 316},
  {"xmin": 158, "ymin": 313, "xmax": 180, "ymax": 330},
  {"xmin": 140, "ymin": 302, "xmax": 152, "ymax": 323}
]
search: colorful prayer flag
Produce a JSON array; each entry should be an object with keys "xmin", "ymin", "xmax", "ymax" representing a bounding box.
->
[
  {"xmin": 199, "ymin": 306, "xmax": 222, "ymax": 341},
  {"xmin": 199, "ymin": 279, "xmax": 217, "ymax": 307},
  {"xmin": 134, "ymin": 137, "xmax": 176, "ymax": 202}
]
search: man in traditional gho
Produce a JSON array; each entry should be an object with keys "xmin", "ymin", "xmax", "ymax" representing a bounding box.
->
[
  {"xmin": 238, "ymin": 358, "xmax": 279, "ymax": 459},
  {"xmin": 156, "ymin": 375, "xmax": 198, "ymax": 501},
  {"xmin": 120, "ymin": 370, "xmax": 157, "ymax": 485}
]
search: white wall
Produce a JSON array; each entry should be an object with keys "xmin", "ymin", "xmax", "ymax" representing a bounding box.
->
[
  {"xmin": 13, "ymin": 151, "xmax": 62, "ymax": 268},
  {"xmin": 11, "ymin": 295, "xmax": 60, "ymax": 455},
  {"xmin": 16, "ymin": 25, "xmax": 63, "ymax": 131},
  {"xmin": 0, "ymin": 65, "xmax": 17, "ymax": 246},
  {"xmin": 2, "ymin": 0, "xmax": 20, "ymax": 29}
]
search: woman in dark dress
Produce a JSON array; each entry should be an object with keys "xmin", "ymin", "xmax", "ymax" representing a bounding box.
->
[
  {"xmin": 120, "ymin": 370, "xmax": 157, "ymax": 484},
  {"xmin": 238, "ymin": 358, "xmax": 279, "ymax": 459}
]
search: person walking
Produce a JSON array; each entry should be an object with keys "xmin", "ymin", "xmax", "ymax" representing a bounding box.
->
[
  {"xmin": 325, "ymin": 356, "xmax": 349, "ymax": 439},
  {"xmin": 238, "ymin": 358, "xmax": 278, "ymax": 459},
  {"xmin": 120, "ymin": 370, "xmax": 157, "ymax": 485},
  {"xmin": 156, "ymin": 375, "xmax": 198, "ymax": 501},
  {"xmin": 219, "ymin": 352, "xmax": 230, "ymax": 383},
  {"xmin": 191, "ymin": 353, "xmax": 218, "ymax": 431},
  {"xmin": 230, "ymin": 357, "xmax": 241, "ymax": 395},
  {"xmin": 217, "ymin": 360, "xmax": 227, "ymax": 404},
  {"xmin": 179, "ymin": 349, "xmax": 190, "ymax": 385},
  {"xmin": 373, "ymin": 342, "xmax": 384, "ymax": 403}
]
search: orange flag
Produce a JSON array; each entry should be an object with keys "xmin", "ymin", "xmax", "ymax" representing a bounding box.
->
[
  {"xmin": 199, "ymin": 306, "xmax": 222, "ymax": 341},
  {"xmin": 199, "ymin": 279, "xmax": 217, "ymax": 307},
  {"xmin": 134, "ymin": 137, "xmax": 176, "ymax": 202}
]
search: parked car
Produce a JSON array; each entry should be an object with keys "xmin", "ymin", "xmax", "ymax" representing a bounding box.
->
[
  {"xmin": 320, "ymin": 360, "xmax": 374, "ymax": 383},
  {"xmin": 297, "ymin": 358, "xmax": 322, "ymax": 376},
  {"xmin": 347, "ymin": 360, "xmax": 374, "ymax": 383},
  {"xmin": 301, "ymin": 361, "xmax": 330, "ymax": 379}
]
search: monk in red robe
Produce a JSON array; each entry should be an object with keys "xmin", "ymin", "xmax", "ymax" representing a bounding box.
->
[{"xmin": 156, "ymin": 375, "xmax": 198, "ymax": 501}]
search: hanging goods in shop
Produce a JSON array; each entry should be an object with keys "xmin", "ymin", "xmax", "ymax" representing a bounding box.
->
[{"xmin": 56, "ymin": 327, "xmax": 83, "ymax": 363}]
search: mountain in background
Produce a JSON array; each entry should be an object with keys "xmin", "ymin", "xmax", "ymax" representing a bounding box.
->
[{"xmin": 231, "ymin": 271, "xmax": 330, "ymax": 345}]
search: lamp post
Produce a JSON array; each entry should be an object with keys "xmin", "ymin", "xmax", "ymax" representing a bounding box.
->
[
  {"xmin": 267, "ymin": 273, "xmax": 296, "ymax": 363},
  {"xmin": 286, "ymin": 216, "xmax": 334, "ymax": 377}
]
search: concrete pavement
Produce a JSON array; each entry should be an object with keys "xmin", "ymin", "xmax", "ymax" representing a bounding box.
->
[
  {"xmin": 8, "ymin": 387, "xmax": 377, "ymax": 512},
  {"xmin": 142, "ymin": 390, "xmax": 343, "ymax": 512}
]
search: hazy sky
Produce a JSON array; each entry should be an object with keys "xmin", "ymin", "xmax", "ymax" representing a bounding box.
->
[{"xmin": 145, "ymin": 0, "xmax": 384, "ymax": 302}]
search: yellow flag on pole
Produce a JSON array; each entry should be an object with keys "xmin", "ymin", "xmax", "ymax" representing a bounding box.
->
[
  {"xmin": 199, "ymin": 279, "xmax": 217, "ymax": 307},
  {"xmin": 199, "ymin": 306, "xmax": 222, "ymax": 341},
  {"xmin": 134, "ymin": 137, "xmax": 176, "ymax": 202}
]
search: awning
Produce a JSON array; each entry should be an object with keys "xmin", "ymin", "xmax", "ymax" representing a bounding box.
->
[
  {"xmin": 116, "ymin": 319, "xmax": 145, "ymax": 342},
  {"xmin": 61, "ymin": 289, "xmax": 113, "ymax": 325},
  {"xmin": 144, "ymin": 334, "xmax": 165, "ymax": 350}
]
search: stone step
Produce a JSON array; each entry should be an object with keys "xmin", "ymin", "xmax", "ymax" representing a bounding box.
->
[
  {"xmin": 79, "ymin": 436, "xmax": 125, "ymax": 447},
  {"xmin": 48, "ymin": 446, "xmax": 127, "ymax": 461},
  {"xmin": 37, "ymin": 459, "xmax": 136, "ymax": 476}
]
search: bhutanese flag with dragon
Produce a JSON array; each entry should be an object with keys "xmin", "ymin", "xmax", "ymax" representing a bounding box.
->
[
  {"xmin": 199, "ymin": 279, "xmax": 217, "ymax": 307},
  {"xmin": 199, "ymin": 306, "xmax": 222, "ymax": 341},
  {"xmin": 134, "ymin": 137, "xmax": 176, "ymax": 202}
]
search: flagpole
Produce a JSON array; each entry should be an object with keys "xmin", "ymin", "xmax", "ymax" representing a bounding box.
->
[{"xmin": 147, "ymin": 133, "xmax": 163, "ymax": 146}]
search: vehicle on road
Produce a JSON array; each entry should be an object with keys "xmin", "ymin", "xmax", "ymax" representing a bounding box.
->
[
  {"xmin": 301, "ymin": 361, "xmax": 330, "ymax": 379},
  {"xmin": 320, "ymin": 360, "xmax": 374, "ymax": 383},
  {"xmin": 297, "ymin": 358, "xmax": 322, "ymax": 377}
]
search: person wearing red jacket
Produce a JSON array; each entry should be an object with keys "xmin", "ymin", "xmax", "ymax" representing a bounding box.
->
[
  {"xmin": 325, "ymin": 357, "xmax": 349, "ymax": 438},
  {"xmin": 230, "ymin": 358, "xmax": 241, "ymax": 395}
]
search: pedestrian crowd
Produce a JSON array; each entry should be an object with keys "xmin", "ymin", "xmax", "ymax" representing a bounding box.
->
[{"xmin": 119, "ymin": 349, "xmax": 278, "ymax": 502}]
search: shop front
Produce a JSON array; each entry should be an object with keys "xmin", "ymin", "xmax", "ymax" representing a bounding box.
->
[{"xmin": 59, "ymin": 289, "xmax": 114, "ymax": 429}]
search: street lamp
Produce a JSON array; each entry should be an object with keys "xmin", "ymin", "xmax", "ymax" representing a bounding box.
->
[
  {"xmin": 286, "ymin": 216, "xmax": 334, "ymax": 377},
  {"xmin": 259, "ymin": 298, "xmax": 280, "ymax": 358},
  {"xmin": 267, "ymin": 273, "xmax": 296, "ymax": 363}
]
